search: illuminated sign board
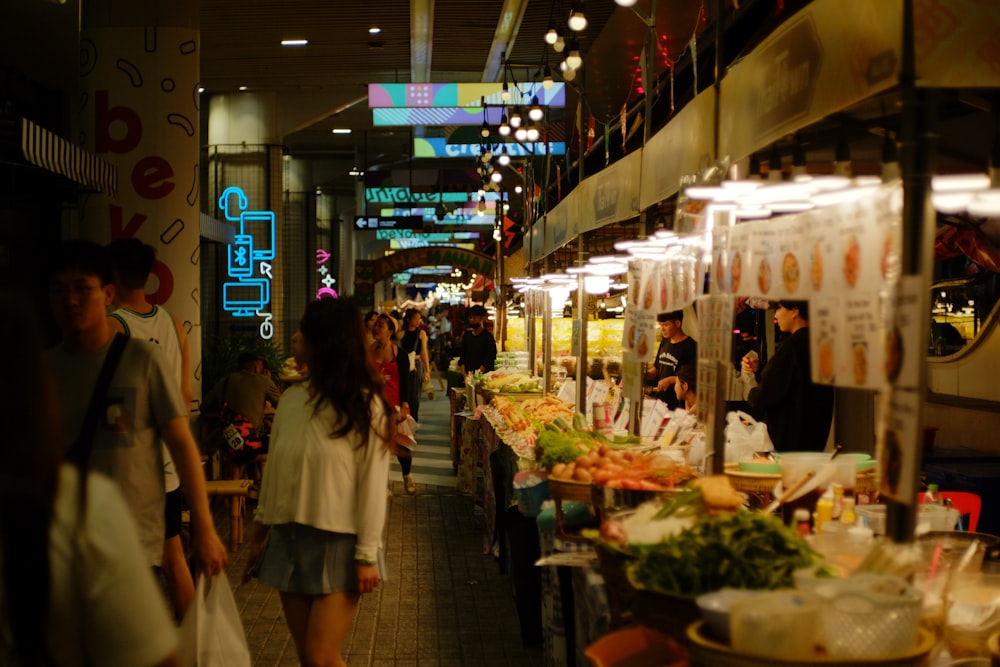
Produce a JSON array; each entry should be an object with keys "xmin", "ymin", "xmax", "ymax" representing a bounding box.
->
[
  {"xmin": 368, "ymin": 82, "xmax": 566, "ymax": 108},
  {"xmin": 376, "ymin": 229, "xmax": 481, "ymax": 240},
  {"xmin": 219, "ymin": 186, "xmax": 275, "ymax": 339},
  {"xmin": 413, "ymin": 138, "xmax": 565, "ymax": 158},
  {"xmin": 353, "ymin": 215, "xmax": 425, "ymax": 230},
  {"xmin": 390, "ymin": 239, "xmax": 476, "ymax": 250},
  {"xmin": 315, "ymin": 248, "xmax": 337, "ymax": 300},
  {"xmin": 365, "ymin": 188, "xmax": 501, "ymax": 204}
]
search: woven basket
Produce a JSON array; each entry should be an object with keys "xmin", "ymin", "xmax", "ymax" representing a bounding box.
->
[
  {"xmin": 548, "ymin": 477, "xmax": 593, "ymax": 503},
  {"xmin": 686, "ymin": 621, "xmax": 934, "ymax": 667}
]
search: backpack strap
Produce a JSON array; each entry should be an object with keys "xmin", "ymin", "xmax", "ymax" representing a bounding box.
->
[{"xmin": 66, "ymin": 333, "xmax": 129, "ymax": 468}]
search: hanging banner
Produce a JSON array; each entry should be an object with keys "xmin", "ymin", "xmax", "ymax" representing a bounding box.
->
[
  {"xmin": 640, "ymin": 88, "xmax": 716, "ymax": 209},
  {"xmin": 719, "ymin": 0, "xmax": 902, "ymax": 160},
  {"xmin": 368, "ymin": 82, "xmax": 566, "ymax": 108},
  {"xmin": 915, "ymin": 0, "xmax": 1000, "ymax": 88},
  {"xmin": 575, "ymin": 150, "xmax": 642, "ymax": 233}
]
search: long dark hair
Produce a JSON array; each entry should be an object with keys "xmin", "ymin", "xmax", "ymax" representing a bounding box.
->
[
  {"xmin": 0, "ymin": 291, "xmax": 61, "ymax": 666},
  {"xmin": 300, "ymin": 299, "xmax": 390, "ymax": 449}
]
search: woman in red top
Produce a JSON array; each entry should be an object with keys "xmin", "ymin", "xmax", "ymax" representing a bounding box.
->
[{"xmin": 370, "ymin": 314, "xmax": 415, "ymax": 493}]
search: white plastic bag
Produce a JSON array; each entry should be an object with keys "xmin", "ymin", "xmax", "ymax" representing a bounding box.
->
[
  {"xmin": 179, "ymin": 574, "xmax": 251, "ymax": 667},
  {"xmin": 724, "ymin": 410, "xmax": 771, "ymax": 463}
]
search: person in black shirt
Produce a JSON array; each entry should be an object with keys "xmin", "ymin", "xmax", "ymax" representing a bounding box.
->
[
  {"xmin": 743, "ymin": 300, "xmax": 834, "ymax": 452},
  {"xmin": 458, "ymin": 305, "xmax": 497, "ymax": 375},
  {"xmin": 646, "ymin": 310, "xmax": 697, "ymax": 409}
]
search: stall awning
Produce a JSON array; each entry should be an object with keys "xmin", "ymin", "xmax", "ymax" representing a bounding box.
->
[{"xmin": 19, "ymin": 117, "xmax": 118, "ymax": 199}]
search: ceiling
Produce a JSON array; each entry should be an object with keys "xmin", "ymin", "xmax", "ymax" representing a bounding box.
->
[{"xmin": 199, "ymin": 0, "xmax": 632, "ymax": 191}]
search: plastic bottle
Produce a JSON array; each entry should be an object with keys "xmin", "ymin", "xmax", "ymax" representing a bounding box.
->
[
  {"xmin": 923, "ymin": 483, "xmax": 942, "ymax": 505},
  {"xmin": 841, "ymin": 497, "xmax": 856, "ymax": 525},
  {"xmin": 794, "ymin": 508, "xmax": 811, "ymax": 537},
  {"xmin": 814, "ymin": 490, "xmax": 834, "ymax": 535},
  {"xmin": 832, "ymin": 484, "xmax": 845, "ymax": 520}
]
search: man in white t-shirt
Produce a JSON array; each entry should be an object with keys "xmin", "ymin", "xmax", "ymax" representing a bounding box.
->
[
  {"xmin": 44, "ymin": 240, "xmax": 227, "ymax": 578},
  {"xmin": 107, "ymin": 237, "xmax": 196, "ymax": 617}
]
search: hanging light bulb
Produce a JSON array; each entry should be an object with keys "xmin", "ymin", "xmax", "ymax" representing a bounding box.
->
[
  {"xmin": 614, "ymin": 0, "xmax": 638, "ymax": 6},
  {"xmin": 491, "ymin": 170, "xmax": 503, "ymax": 183},
  {"xmin": 544, "ymin": 25, "xmax": 558, "ymax": 45},
  {"xmin": 529, "ymin": 97, "xmax": 544, "ymax": 122},
  {"xmin": 542, "ymin": 65, "xmax": 554, "ymax": 90},
  {"xmin": 478, "ymin": 195, "xmax": 487, "ymax": 214},
  {"xmin": 480, "ymin": 121, "xmax": 490, "ymax": 138},
  {"xmin": 526, "ymin": 126, "xmax": 540, "ymax": 142},
  {"xmin": 567, "ymin": 3, "xmax": 587, "ymax": 31},
  {"xmin": 562, "ymin": 66, "xmax": 577, "ymax": 82},
  {"xmin": 509, "ymin": 108, "xmax": 523, "ymax": 128},
  {"xmin": 498, "ymin": 114, "xmax": 510, "ymax": 136},
  {"xmin": 514, "ymin": 126, "xmax": 528, "ymax": 142},
  {"xmin": 515, "ymin": 184, "xmax": 523, "ymax": 194},
  {"xmin": 565, "ymin": 48, "xmax": 583, "ymax": 70},
  {"xmin": 553, "ymin": 34, "xmax": 566, "ymax": 53},
  {"xmin": 501, "ymin": 81, "xmax": 510, "ymax": 102},
  {"xmin": 493, "ymin": 226, "xmax": 502, "ymax": 242},
  {"xmin": 482, "ymin": 149, "xmax": 493, "ymax": 162},
  {"xmin": 498, "ymin": 147, "xmax": 511, "ymax": 166}
]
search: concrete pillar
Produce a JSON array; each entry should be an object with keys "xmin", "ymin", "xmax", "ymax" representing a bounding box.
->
[
  {"xmin": 204, "ymin": 92, "xmax": 286, "ymax": 351},
  {"xmin": 79, "ymin": 1, "xmax": 203, "ymax": 404}
]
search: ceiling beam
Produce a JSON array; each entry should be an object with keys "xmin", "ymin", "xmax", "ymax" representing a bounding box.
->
[
  {"xmin": 481, "ymin": 0, "xmax": 530, "ymax": 83},
  {"xmin": 411, "ymin": 0, "xmax": 434, "ymax": 83}
]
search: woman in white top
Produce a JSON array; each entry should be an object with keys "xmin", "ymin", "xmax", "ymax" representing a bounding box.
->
[
  {"xmin": 244, "ymin": 298, "xmax": 391, "ymax": 667},
  {"xmin": 0, "ymin": 291, "xmax": 178, "ymax": 667}
]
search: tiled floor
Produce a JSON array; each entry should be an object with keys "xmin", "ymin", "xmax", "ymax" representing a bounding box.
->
[{"xmin": 219, "ymin": 391, "xmax": 545, "ymax": 667}]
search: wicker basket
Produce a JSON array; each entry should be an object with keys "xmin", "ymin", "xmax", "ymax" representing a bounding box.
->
[
  {"xmin": 548, "ymin": 477, "xmax": 593, "ymax": 503},
  {"xmin": 686, "ymin": 621, "xmax": 934, "ymax": 667}
]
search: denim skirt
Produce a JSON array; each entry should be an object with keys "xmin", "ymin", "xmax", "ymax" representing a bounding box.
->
[{"xmin": 258, "ymin": 523, "xmax": 360, "ymax": 595}]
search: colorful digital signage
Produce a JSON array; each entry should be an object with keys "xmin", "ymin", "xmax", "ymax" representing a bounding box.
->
[{"xmin": 219, "ymin": 186, "xmax": 275, "ymax": 339}]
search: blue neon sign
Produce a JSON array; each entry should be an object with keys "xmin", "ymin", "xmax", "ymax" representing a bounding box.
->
[{"xmin": 219, "ymin": 186, "xmax": 275, "ymax": 339}]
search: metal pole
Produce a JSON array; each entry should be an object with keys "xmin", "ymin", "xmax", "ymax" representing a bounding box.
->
[
  {"xmin": 576, "ymin": 274, "xmax": 589, "ymax": 415},
  {"xmin": 885, "ymin": 0, "xmax": 939, "ymax": 543},
  {"xmin": 542, "ymin": 291, "xmax": 553, "ymax": 394},
  {"xmin": 496, "ymin": 217, "xmax": 506, "ymax": 351},
  {"xmin": 643, "ymin": 0, "xmax": 657, "ymax": 144},
  {"xmin": 526, "ymin": 288, "xmax": 536, "ymax": 376}
]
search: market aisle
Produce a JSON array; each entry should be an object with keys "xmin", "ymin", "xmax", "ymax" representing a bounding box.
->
[
  {"xmin": 225, "ymin": 397, "xmax": 543, "ymax": 666},
  {"xmin": 389, "ymin": 388, "xmax": 458, "ymax": 492}
]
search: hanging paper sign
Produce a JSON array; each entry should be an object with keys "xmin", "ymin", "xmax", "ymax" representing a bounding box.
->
[
  {"xmin": 877, "ymin": 388, "xmax": 920, "ymax": 503},
  {"xmin": 807, "ymin": 208, "xmax": 840, "ymax": 298},
  {"xmin": 772, "ymin": 216, "xmax": 807, "ymax": 300},
  {"xmin": 730, "ymin": 223, "xmax": 752, "ymax": 295},
  {"xmin": 809, "ymin": 295, "xmax": 842, "ymax": 385},
  {"xmin": 696, "ymin": 295, "xmax": 734, "ymax": 364},
  {"xmin": 844, "ymin": 291, "xmax": 889, "ymax": 391},
  {"xmin": 887, "ymin": 275, "xmax": 924, "ymax": 390},
  {"xmin": 748, "ymin": 220, "xmax": 779, "ymax": 299}
]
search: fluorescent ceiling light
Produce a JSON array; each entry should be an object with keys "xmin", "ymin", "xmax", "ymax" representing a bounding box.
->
[
  {"xmin": 932, "ymin": 173, "xmax": 991, "ymax": 192},
  {"xmin": 238, "ymin": 86, "xmax": 248, "ymax": 91},
  {"xmin": 369, "ymin": 26, "xmax": 381, "ymax": 34},
  {"xmin": 281, "ymin": 39, "xmax": 308, "ymax": 46},
  {"xmin": 331, "ymin": 128, "xmax": 351, "ymax": 134}
]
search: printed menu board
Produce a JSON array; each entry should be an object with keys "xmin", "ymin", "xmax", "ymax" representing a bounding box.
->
[
  {"xmin": 808, "ymin": 295, "xmax": 842, "ymax": 385},
  {"xmin": 772, "ymin": 216, "xmax": 806, "ymax": 300},
  {"xmin": 696, "ymin": 295, "xmax": 735, "ymax": 364},
  {"xmin": 729, "ymin": 222, "xmax": 752, "ymax": 296},
  {"xmin": 748, "ymin": 220, "xmax": 780, "ymax": 299},
  {"xmin": 808, "ymin": 209, "xmax": 839, "ymax": 297}
]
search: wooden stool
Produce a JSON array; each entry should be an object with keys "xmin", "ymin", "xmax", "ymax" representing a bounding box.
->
[{"xmin": 205, "ymin": 479, "xmax": 252, "ymax": 552}]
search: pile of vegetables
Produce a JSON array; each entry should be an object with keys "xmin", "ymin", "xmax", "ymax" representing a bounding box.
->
[
  {"xmin": 536, "ymin": 416, "xmax": 638, "ymax": 470},
  {"xmin": 627, "ymin": 511, "xmax": 818, "ymax": 597},
  {"xmin": 477, "ymin": 370, "xmax": 543, "ymax": 393}
]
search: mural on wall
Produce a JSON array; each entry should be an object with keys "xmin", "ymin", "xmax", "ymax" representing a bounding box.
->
[{"xmin": 79, "ymin": 26, "xmax": 203, "ymax": 400}]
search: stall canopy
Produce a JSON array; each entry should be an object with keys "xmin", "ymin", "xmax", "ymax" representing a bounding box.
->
[{"xmin": 16, "ymin": 116, "xmax": 119, "ymax": 199}]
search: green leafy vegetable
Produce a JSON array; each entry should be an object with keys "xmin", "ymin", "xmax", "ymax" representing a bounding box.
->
[{"xmin": 627, "ymin": 511, "xmax": 819, "ymax": 597}]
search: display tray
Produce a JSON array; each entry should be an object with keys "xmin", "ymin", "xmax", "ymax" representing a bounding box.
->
[
  {"xmin": 685, "ymin": 621, "xmax": 934, "ymax": 667},
  {"xmin": 548, "ymin": 477, "xmax": 593, "ymax": 503}
]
